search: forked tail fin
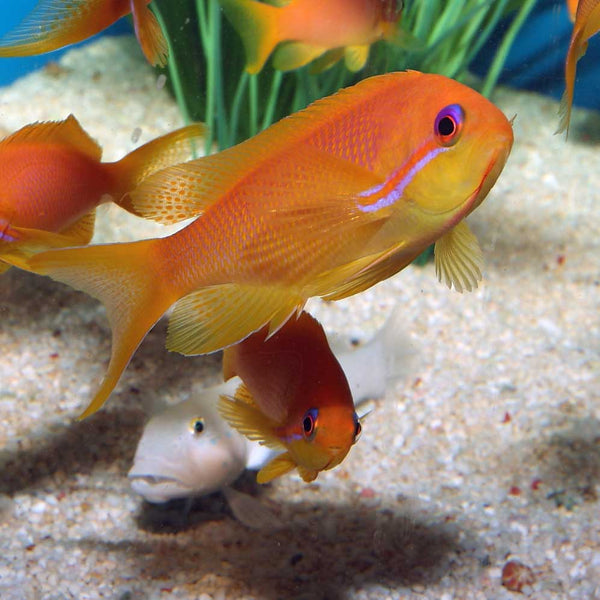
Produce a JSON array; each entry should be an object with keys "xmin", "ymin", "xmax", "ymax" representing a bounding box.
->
[{"xmin": 27, "ymin": 238, "xmax": 175, "ymax": 419}]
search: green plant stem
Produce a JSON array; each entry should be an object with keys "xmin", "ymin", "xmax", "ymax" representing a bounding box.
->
[
  {"xmin": 249, "ymin": 74, "xmax": 259, "ymax": 137},
  {"xmin": 229, "ymin": 72, "xmax": 249, "ymax": 147},
  {"xmin": 481, "ymin": 0, "xmax": 538, "ymax": 97},
  {"xmin": 262, "ymin": 71, "xmax": 283, "ymax": 131}
]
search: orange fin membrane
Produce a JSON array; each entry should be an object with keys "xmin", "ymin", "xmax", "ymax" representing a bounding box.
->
[
  {"xmin": 27, "ymin": 239, "xmax": 173, "ymax": 419},
  {"xmin": 0, "ymin": 0, "xmax": 112, "ymax": 57},
  {"xmin": 131, "ymin": 0, "xmax": 168, "ymax": 66}
]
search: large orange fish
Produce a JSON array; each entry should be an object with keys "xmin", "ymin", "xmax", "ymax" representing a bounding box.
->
[
  {"xmin": 557, "ymin": 0, "xmax": 600, "ymax": 135},
  {"xmin": 218, "ymin": 311, "xmax": 361, "ymax": 483},
  {"xmin": 220, "ymin": 0, "xmax": 407, "ymax": 73},
  {"xmin": 567, "ymin": 0, "xmax": 579, "ymax": 21},
  {"xmin": 0, "ymin": 115, "xmax": 204, "ymax": 271},
  {"xmin": 0, "ymin": 0, "xmax": 168, "ymax": 66},
  {"xmin": 20, "ymin": 71, "xmax": 513, "ymax": 419}
]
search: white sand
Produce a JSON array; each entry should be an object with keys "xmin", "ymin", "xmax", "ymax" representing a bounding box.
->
[{"xmin": 0, "ymin": 36, "xmax": 598, "ymax": 600}]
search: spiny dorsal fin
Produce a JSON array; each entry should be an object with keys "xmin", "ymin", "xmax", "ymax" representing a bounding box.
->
[{"xmin": 0, "ymin": 115, "xmax": 101, "ymax": 161}]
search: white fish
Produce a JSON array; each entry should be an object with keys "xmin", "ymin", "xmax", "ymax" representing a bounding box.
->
[{"xmin": 128, "ymin": 310, "xmax": 410, "ymax": 527}]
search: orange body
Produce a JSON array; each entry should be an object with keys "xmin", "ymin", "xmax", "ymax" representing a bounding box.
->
[
  {"xmin": 0, "ymin": 115, "xmax": 204, "ymax": 269},
  {"xmin": 0, "ymin": 0, "xmax": 167, "ymax": 66},
  {"xmin": 219, "ymin": 311, "xmax": 360, "ymax": 483},
  {"xmin": 220, "ymin": 0, "xmax": 403, "ymax": 72},
  {"xmin": 567, "ymin": 0, "xmax": 580, "ymax": 21},
  {"xmin": 557, "ymin": 0, "xmax": 600, "ymax": 135},
  {"xmin": 23, "ymin": 71, "xmax": 513, "ymax": 418}
]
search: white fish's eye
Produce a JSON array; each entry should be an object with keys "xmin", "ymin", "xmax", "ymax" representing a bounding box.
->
[{"xmin": 188, "ymin": 417, "xmax": 205, "ymax": 435}]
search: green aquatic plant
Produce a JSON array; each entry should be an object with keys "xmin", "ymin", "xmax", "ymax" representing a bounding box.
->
[{"xmin": 152, "ymin": 0, "xmax": 537, "ymax": 152}]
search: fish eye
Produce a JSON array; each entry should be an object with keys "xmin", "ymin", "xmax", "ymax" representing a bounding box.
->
[
  {"xmin": 302, "ymin": 408, "xmax": 318, "ymax": 440},
  {"xmin": 434, "ymin": 104, "xmax": 464, "ymax": 147},
  {"xmin": 188, "ymin": 417, "xmax": 205, "ymax": 435}
]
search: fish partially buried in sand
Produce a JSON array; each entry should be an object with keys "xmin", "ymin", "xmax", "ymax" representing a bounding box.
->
[
  {"xmin": 557, "ymin": 0, "xmax": 600, "ymax": 136},
  {"xmin": 129, "ymin": 311, "xmax": 407, "ymax": 525},
  {"xmin": 0, "ymin": 0, "xmax": 168, "ymax": 66},
  {"xmin": 22, "ymin": 71, "xmax": 513, "ymax": 419},
  {"xmin": 0, "ymin": 116, "xmax": 204, "ymax": 272},
  {"xmin": 220, "ymin": 0, "xmax": 413, "ymax": 73}
]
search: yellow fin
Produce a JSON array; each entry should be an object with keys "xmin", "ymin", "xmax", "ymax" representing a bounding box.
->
[
  {"xmin": 27, "ymin": 238, "xmax": 172, "ymax": 419},
  {"xmin": 220, "ymin": 0, "xmax": 280, "ymax": 74},
  {"xmin": 434, "ymin": 221, "xmax": 483, "ymax": 293},
  {"xmin": 60, "ymin": 210, "xmax": 96, "ymax": 245},
  {"xmin": 0, "ymin": 261, "xmax": 11, "ymax": 274},
  {"xmin": 111, "ymin": 123, "xmax": 206, "ymax": 216},
  {"xmin": 296, "ymin": 464, "xmax": 318, "ymax": 483},
  {"xmin": 217, "ymin": 384, "xmax": 283, "ymax": 449},
  {"xmin": 272, "ymin": 41, "xmax": 326, "ymax": 71},
  {"xmin": 131, "ymin": 0, "xmax": 168, "ymax": 66},
  {"xmin": 344, "ymin": 45, "xmax": 370, "ymax": 71},
  {"xmin": 166, "ymin": 284, "xmax": 304, "ymax": 356},
  {"xmin": 256, "ymin": 452, "xmax": 297, "ymax": 484},
  {"xmin": 309, "ymin": 48, "xmax": 344, "ymax": 73},
  {"xmin": 0, "ymin": 114, "xmax": 101, "ymax": 161}
]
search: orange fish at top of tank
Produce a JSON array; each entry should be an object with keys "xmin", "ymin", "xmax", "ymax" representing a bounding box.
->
[
  {"xmin": 557, "ymin": 0, "xmax": 600, "ymax": 135},
  {"xmin": 0, "ymin": 115, "xmax": 204, "ymax": 271},
  {"xmin": 219, "ymin": 311, "xmax": 361, "ymax": 483},
  {"xmin": 18, "ymin": 71, "xmax": 513, "ymax": 419},
  {"xmin": 220, "ymin": 0, "xmax": 411, "ymax": 73},
  {"xmin": 0, "ymin": 0, "xmax": 168, "ymax": 66}
]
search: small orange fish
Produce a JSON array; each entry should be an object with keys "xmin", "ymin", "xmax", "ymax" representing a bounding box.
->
[
  {"xmin": 218, "ymin": 311, "xmax": 361, "ymax": 483},
  {"xmin": 21, "ymin": 71, "xmax": 513, "ymax": 419},
  {"xmin": 220, "ymin": 0, "xmax": 406, "ymax": 73},
  {"xmin": 0, "ymin": 115, "xmax": 204, "ymax": 271},
  {"xmin": 0, "ymin": 0, "xmax": 168, "ymax": 66},
  {"xmin": 557, "ymin": 0, "xmax": 600, "ymax": 135}
]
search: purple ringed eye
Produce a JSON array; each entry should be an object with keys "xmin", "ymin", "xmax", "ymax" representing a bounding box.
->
[
  {"xmin": 434, "ymin": 104, "xmax": 464, "ymax": 147},
  {"xmin": 302, "ymin": 408, "xmax": 318, "ymax": 438}
]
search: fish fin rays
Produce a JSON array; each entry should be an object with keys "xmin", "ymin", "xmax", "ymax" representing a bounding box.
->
[
  {"xmin": 272, "ymin": 41, "xmax": 327, "ymax": 71},
  {"xmin": 309, "ymin": 48, "xmax": 344, "ymax": 73},
  {"xmin": 60, "ymin": 210, "xmax": 96, "ymax": 244},
  {"xmin": 344, "ymin": 45, "xmax": 370, "ymax": 71},
  {"xmin": 434, "ymin": 220, "xmax": 483, "ymax": 293},
  {"xmin": 130, "ymin": 0, "xmax": 168, "ymax": 66},
  {"xmin": 296, "ymin": 464, "xmax": 318, "ymax": 483},
  {"xmin": 166, "ymin": 283, "xmax": 305, "ymax": 356},
  {"xmin": 218, "ymin": 383, "xmax": 283, "ymax": 449},
  {"xmin": 0, "ymin": 114, "xmax": 101, "ymax": 160},
  {"xmin": 222, "ymin": 487, "xmax": 283, "ymax": 530},
  {"xmin": 256, "ymin": 452, "xmax": 297, "ymax": 483},
  {"xmin": 27, "ymin": 239, "xmax": 173, "ymax": 418}
]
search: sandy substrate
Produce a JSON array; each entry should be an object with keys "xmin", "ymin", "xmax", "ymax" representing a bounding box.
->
[{"xmin": 0, "ymin": 36, "xmax": 599, "ymax": 600}]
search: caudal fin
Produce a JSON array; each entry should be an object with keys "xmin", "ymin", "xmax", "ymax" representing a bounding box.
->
[
  {"xmin": 220, "ymin": 0, "xmax": 281, "ymax": 73},
  {"xmin": 109, "ymin": 123, "xmax": 206, "ymax": 214},
  {"xmin": 27, "ymin": 239, "xmax": 175, "ymax": 419}
]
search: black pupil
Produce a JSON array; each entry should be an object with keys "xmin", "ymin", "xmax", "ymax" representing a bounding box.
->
[
  {"xmin": 303, "ymin": 416, "xmax": 313, "ymax": 433},
  {"xmin": 193, "ymin": 420, "xmax": 204, "ymax": 433},
  {"xmin": 355, "ymin": 422, "xmax": 362, "ymax": 437},
  {"xmin": 438, "ymin": 115, "xmax": 455, "ymax": 137}
]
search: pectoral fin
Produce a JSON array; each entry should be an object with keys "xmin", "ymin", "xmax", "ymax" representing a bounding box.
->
[
  {"xmin": 131, "ymin": 0, "xmax": 168, "ymax": 66},
  {"xmin": 344, "ymin": 45, "xmax": 370, "ymax": 71},
  {"xmin": 434, "ymin": 220, "xmax": 483, "ymax": 293},
  {"xmin": 309, "ymin": 48, "xmax": 344, "ymax": 73}
]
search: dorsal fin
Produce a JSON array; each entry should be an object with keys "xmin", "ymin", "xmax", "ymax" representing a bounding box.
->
[{"xmin": 0, "ymin": 115, "xmax": 101, "ymax": 161}]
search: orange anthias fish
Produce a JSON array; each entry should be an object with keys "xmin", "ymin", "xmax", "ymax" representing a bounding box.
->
[
  {"xmin": 218, "ymin": 311, "xmax": 361, "ymax": 483},
  {"xmin": 21, "ymin": 71, "xmax": 513, "ymax": 419},
  {"xmin": 0, "ymin": 115, "xmax": 204, "ymax": 271},
  {"xmin": 0, "ymin": 0, "xmax": 168, "ymax": 66},
  {"xmin": 220, "ymin": 0, "xmax": 407, "ymax": 73},
  {"xmin": 557, "ymin": 0, "xmax": 600, "ymax": 135}
]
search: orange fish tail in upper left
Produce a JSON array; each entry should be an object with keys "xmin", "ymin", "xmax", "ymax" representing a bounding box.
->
[
  {"xmin": 27, "ymin": 238, "xmax": 176, "ymax": 419},
  {"xmin": 0, "ymin": 0, "xmax": 167, "ymax": 67}
]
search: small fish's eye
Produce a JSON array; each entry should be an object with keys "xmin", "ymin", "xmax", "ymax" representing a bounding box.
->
[
  {"xmin": 188, "ymin": 417, "xmax": 205, "ymax": 435},
  {"xmin": 434, "ymin": 104, "xmax": 464, "ymax": 147},
  {"xmin": 302, "ymin": 408, "xmax": 318, "ymax": 439}
]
